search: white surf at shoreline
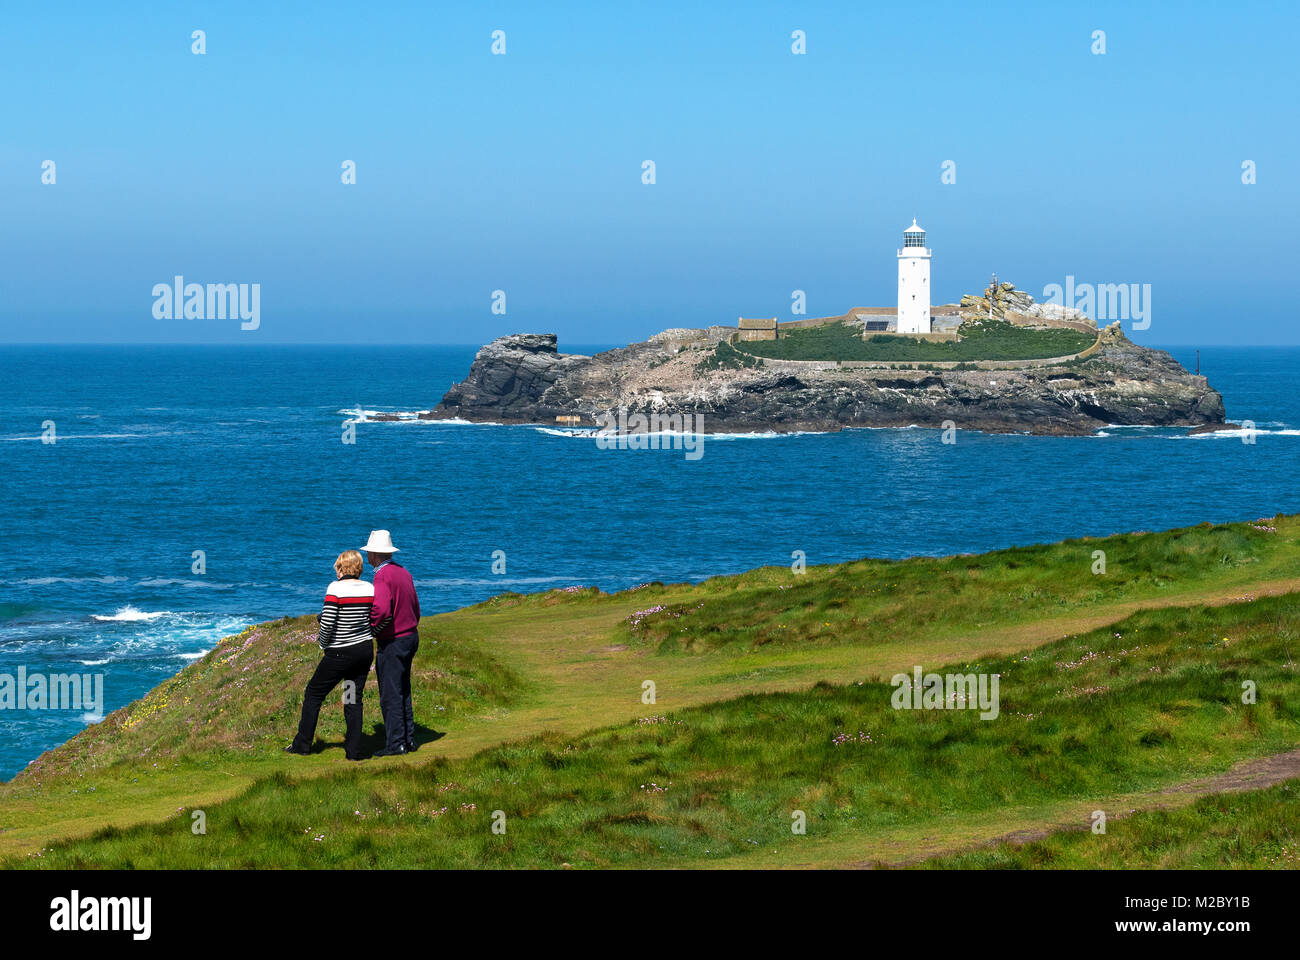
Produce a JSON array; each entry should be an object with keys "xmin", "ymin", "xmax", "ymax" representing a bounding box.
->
[
  {"xmin": 345, "ymin": 410, "xmax": 1294, "ymax": 443},
  {"xmin": 337, "ymin": 408, "xmax": 503, "ymax": 426},
  {"xmin": 533, "ymin": 426, "xmax": 824, "ymax": 440}
]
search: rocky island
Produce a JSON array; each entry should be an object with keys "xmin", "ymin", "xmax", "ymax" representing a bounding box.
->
[{"xmin": 423, "ymin": 286, "xmax": 1228, "ymax": 437}]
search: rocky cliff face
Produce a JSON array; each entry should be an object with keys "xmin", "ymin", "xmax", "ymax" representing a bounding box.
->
[
  {"xmin": 424, "ymin": 327, "xmax": 1227, "ymax": 436},
  {"xmin": 432, "ymin": 333, "xmax": 592, "ymax": 421}
]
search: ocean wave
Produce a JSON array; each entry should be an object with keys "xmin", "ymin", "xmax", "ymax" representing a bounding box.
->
[
  {"xmin": 1089, "ymin": 425, "xmax": 1300, "ymax": 440},
  {"xmin": 1181, "ymin": 428, "xmax": 1300, "ymax": 440},
  {"xmin": 339, "ymin": 409, "xmax": 504, "ymax": 426},
  {"xmin": 242, "ymin": 581, "xmax": 321, "ymax": 595},
  {"xmin": 413, "ymin": 576, "xmax": 571, "ymax": 587},
  {"xmin": 19, "ymin": 576, "xmax": 129, "ymax": 586},
  {"xmin": 0, "ymin": 433, "xmax": 153, "ymax": 442},
  {"xmin": 1101, "ymin": 419, "xmax": 1290, "ymax": 430},
  {"xmin": 338, "ymin": 408, "xmax": 425, "ymax": 422},
  {"xmin": 90, "ymin": 606, "xmax": 174, "ymax": 623},
  {"xmin": 534, "ymin": 427, "xmax": 599, "ymax": 438},
  {"xmin": 338, "ymin": 407, "xmax": 386, "ymax": 421},
  {"xmin": 707, "ymin": 430, "xmax": 822, "ymax": 440},
  {"xmin": 68, "ymin": 615, "xmax": 253, "ymax": 663},
  {"xmin": 135, "ymin": 578, "xmax": 233, "ymax": 589}
]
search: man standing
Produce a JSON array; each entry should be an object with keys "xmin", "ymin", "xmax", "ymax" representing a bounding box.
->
[{"xmin": 362, "ymin": 530, "xmax": 421, "ymax": 757}]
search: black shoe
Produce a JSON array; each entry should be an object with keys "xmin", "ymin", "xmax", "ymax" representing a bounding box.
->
[
  {"xmin": 372, "ymin": 745, "xmax": 407, "ymax": 758},
  {"xmin": 284, "ymin": 743, "xmax": 311, "ymax": 755},
  {"xmin": 345, "ymin": 755, "xmax": 366, "ymax": 762},
  {"xmin": 404, "ymin": 740, "xmax": 419, "ymax": 753}
]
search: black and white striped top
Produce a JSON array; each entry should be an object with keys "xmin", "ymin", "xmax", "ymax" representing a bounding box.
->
[{"xmin": 317, "ymin": 577, "xmax": 375, "ymax": 651}]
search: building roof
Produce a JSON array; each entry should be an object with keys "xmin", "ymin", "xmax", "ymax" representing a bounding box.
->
[
  {"xmin": 904, "ymin": 218, "xmax": 925, "ymax": 233},
  {"xmin": 737, "ymin": 316, "xmax": 778, "ymax": 329}
]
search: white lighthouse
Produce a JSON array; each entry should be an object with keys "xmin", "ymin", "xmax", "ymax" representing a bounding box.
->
[{"xmin": 897, "ymin": 219, "xmax": 931, "ymax": 334}]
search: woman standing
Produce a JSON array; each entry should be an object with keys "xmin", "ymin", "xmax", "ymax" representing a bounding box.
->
[{"xmin": 286, "ymin": 550, "xmax": 374, "ymax": 760}]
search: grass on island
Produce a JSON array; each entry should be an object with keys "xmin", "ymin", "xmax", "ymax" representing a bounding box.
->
[
  {"xmin": 731, "ymin": 318, "xmax": 1095, "ymax": 363},
  {"xmin": 4, "ymin": 515, "xmax": 1300, "ymax": 868},
  {"xmin": 695, "ymin": 340, "xmax": 762, "ymax": 372}
]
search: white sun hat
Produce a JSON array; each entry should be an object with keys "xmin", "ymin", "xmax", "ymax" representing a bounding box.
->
[{"xmin": 360, "ymin": 529, "xmax": 400, "ymax": 554}]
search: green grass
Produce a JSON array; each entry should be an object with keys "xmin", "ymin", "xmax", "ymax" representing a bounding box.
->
[
  {"xmin": 12, "ymin": 595, "xmax": 1300, "ymax": 868},
  {"xmin": 695, "ymin": 340, "xmax": 761, "ymax": 372},
  {"xmin": 623, "ymin": 519, "xmax": 1300, "ymax": 654},
  {"xmin": 920, "ymin": 781, "xmax": 1300, "ymax": 869},
  {"xmin": 735, "ymin": 317, "xmax": 1094, "ymax": 362},
  {"xmin": 4, "ymin": 515, "xmax": 1300, "ymax": 867}
]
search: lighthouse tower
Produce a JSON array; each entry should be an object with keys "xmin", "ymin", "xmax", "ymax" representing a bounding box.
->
[{"xmin": 897, "ymin": 219, "xmax": 931, "ymax": 334}]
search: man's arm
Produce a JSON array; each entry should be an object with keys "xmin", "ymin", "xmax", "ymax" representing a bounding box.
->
[{"xmin": 371, "ymin": 572, "xmax": 394, "ymax": 637}]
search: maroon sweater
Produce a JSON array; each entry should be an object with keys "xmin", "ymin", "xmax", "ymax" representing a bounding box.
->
[{"xmin": 370, "ymin": 561, "xmax": 420, "ymax": 642}]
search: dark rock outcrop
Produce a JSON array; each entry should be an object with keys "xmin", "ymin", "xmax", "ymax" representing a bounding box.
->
[{"xmin": 426, "ymin": 334, "xmax": 593, "ymax": 423}]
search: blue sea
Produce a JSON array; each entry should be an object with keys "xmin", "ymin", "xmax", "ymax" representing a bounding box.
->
[{"xmin": 2, "ymin": 344, "xmax": 1298, "ymax": 779}]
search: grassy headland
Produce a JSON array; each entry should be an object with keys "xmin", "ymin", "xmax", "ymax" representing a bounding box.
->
[{"xmin": 3, "ymin": 516, "xmax": 1299, "ymax": 868}]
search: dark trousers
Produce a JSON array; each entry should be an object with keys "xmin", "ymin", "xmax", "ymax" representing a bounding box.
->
[
  {"xmin": 375, "ymin": 629, "xmax": 419, "ymax": 750},
  {"xmin": 292, "ymin": 642, "xmax": 373, "ymax": 760}
]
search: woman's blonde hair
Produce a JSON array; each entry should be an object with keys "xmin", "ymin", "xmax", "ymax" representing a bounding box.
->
[{"xmin": 334, "ymin": 550, "xmax": 363, "ymax": 579}]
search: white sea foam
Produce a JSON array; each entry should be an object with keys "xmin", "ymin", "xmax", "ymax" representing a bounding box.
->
[
  {"xmin": 78, "ymin": 658, "xmax": 110, "ymax": 666},
  {"xmin": 338, "ymin": 407, "xmax": 386, "ymax": 421},
  {"xmin": 706, "ymin": 430, "xmax": 822, "ymax": 440},
  {"xmin": 91, "ymin": 606, "xmax": 172, "ymax": 623},
  {"xmin": 339, "ymin": 408, "xmax": 423, "ymax": 421},
  {"xmin": 338, "ymin": 409, "xmax": 501, "ymax": 426},
  {"xmin": 534, "ymin": 427, "xmax": 599, "ymax": 438},
  {"xmin": 1091, "ymin": 424, "xmax": 1300, "ymax": 440},
  {"xmin": 534, "ymin": 426, "xmax": 820, "ymax": 441},
  {"xmin": 402, "ymin": 416, "xmax": 504, "ymax": 426},
  {"xmin": 1181, "ymin": 427, "xmax": 1300, "ymax": 440}
]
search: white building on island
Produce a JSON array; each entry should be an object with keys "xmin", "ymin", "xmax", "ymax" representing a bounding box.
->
[{"xmin": 897, "ymin": 219, "xmax": 932, "ymax": 334}]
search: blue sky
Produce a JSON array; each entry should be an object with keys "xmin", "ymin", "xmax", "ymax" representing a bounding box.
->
[{"xmin": 1, "ymin": 1, "xmax": 1295, "ymax": 345}]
